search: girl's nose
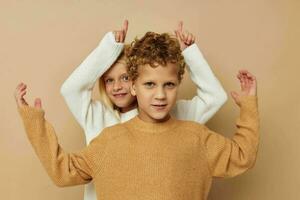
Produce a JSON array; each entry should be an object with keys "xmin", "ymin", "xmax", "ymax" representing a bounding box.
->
[{"xmin": 113, "ymin": 81, "xmax": 122, "ymax": 91}]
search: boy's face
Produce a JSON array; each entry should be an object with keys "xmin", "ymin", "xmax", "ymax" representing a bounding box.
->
[{"xmin": 131, "ymin": 62, "xmax": 179, "ymax": 123}]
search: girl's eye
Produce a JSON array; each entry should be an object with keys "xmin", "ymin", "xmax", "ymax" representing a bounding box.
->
[
  {"xmin": 144, "ymin": 82, "xmax": 155, "ymax": 88},
  {"xmin": 105, "ymin": 79, "xmax": 114, "ymax": 84},
  {"xmin": 121, "ymin": 75, "xmax": 129, "ymax": 82},
  {"xmin": 165, "ymin": 82, "xmax": 176, "ymax": 88}
]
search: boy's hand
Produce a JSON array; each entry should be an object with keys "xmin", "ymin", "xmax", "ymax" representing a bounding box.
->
[
  {"xmin": 231, "ymin": 70, "xmax": 257, "ymax": 106},
  {"xmin": 14, "ymin": 83, "xmax": 42, "ymax": 109},
  {"xmin": 174, "ymin": 21, "xmax": 195, "ymax": 51},
  {"xmin": 113, "ymin": 20, "xmax": 128, "ymax": 43}
]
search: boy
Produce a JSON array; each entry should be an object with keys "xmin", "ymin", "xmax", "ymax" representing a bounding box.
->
[{"xmin": 15, "ymin": 32, "xmax": 259, "ymax": 200}]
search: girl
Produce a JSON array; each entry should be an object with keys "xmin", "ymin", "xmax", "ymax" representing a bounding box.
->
[{"xmin": 59, "ymin": 21, "xmax": 227, "ymax": 200}]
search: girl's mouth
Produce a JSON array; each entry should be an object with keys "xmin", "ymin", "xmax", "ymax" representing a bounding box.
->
[{"xmin": 113, "ymin": 93, "xmax": 127, "ymax": 98}]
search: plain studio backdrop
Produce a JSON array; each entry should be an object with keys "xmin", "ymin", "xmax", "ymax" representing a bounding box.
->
[{"xmin": 1, "ymin": 1, "xmax": 299, "ymax": 199}]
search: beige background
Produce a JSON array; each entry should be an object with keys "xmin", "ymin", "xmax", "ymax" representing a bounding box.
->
[{"xmin": 1, "ymin": 0, "xmax": 300, "ymax": 199}]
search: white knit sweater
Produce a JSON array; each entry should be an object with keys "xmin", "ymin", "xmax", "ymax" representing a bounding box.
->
[{"xmin": 60, "ymin": 32, "xmax": 227, "ymax": 200}]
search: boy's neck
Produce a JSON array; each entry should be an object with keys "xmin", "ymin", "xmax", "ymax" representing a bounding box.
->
[
  {"xmin": 126, "ymin": 115, "xmax": 177, "ymax": 135},
  {"xmin": 137, "ymin": 113, "xmax": 171, "ymax": 124}
]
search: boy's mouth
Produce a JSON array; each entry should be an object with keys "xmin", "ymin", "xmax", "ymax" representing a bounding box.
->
[{"xmin": 151, "ymin": 104, "xmax": 167, "ymax": 110}]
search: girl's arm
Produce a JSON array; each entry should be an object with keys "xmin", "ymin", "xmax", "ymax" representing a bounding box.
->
[
  {"xmin": 60, "ymin": 31, "xmax": 124, "ymax": 134},
  {"xmin": 172, "ymin": 44, "xmax": 227, "ymax": 123},
  {"xmin": 171, "ymin": 22, "xmax": 227, "ymax": 123}
]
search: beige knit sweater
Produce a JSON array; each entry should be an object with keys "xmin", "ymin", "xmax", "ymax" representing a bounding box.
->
[{"xmin": 18, "ymin": 96, "xmax": 259, "ymax": 200}]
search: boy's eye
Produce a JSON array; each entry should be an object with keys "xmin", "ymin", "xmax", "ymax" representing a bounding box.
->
[
  {"xmin": 144, "ymin": 82, "xmax": 155, "ymax": 88},
  {"xmin": 121, "ymin": 74, "xmax": 129, "ymax": 82},
  {"xmin": 165, "ymin": 82, "xmax": 176, "ymax": 88}
]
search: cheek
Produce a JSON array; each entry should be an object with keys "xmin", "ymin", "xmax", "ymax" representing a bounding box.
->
[
  {"xmin": 105, "ymin": 84, "xmax": 112, "ymax": 93},
  {"xmin": 167, "ymin": 89, "xmax": 178, "ymax": 101},
  {"xmin": 123, "ymin": 82, "xmax": 132, "ymax": 90},
  {"xmin": 136, "ymin": 88, "xmax": 152, "ymax": 102}
]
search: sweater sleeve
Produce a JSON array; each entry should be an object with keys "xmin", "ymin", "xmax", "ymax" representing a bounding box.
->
[
  {"xmin": 200, "ymin": 96, "xmax": 259, "ymax": 178},
  {"xmin": 60, "ymin": 32, "xmax": 124, "ymax": 135},
  {"xmin": 171, "ymin": 44, "xmax": 228, "ymax": 124},
  {"xmin": 17, "ymin": 106, "xmax": 108, "ymax": 187}
]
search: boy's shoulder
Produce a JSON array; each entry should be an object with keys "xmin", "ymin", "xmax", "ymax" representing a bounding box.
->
[
  {"xmin": 176, "ymin": 119, "xmax": 206, "ymax": 130},
  {"xmin": 100, "ymin": 118, "xmax": 208, "ymax": 136},
  {"xmin": 175, "ymin": 119, "xmax": 211, "ymax": 138},
  {"xmin": 100, "ymin": 123, "xmax": 129, "ymax": 140},
  {"xmin": 88, "ymin": 123, "xmax": 129, "ymax": 147}
]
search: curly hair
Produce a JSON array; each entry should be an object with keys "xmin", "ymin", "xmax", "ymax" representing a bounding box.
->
[{"xmin": 125, "ymin": 32, "xmax": 185, "ymax": 82}]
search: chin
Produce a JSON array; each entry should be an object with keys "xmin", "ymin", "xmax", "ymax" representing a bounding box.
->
[
  {"xmin": 114, "ymin": 102, "xmax": 127, "ymax": 108},
  {"xmin": 151, "ymin": 113, "xmax": 170, "ymax": 122},
  {"xmin": 114, "ymin": 100, "xmax": 135, "ymax": 110}
]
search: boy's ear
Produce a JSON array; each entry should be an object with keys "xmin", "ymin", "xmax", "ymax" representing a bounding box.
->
[{"xmin": 130, "ymin": 83, "xmax": 136, "ymax": 96}]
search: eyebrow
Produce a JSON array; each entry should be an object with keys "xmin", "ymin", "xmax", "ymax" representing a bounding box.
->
[
  {"xmin": 141, "ymin": 79, "xmax": 178, "ymax": 83},
  {"xmin": 104, "ymin": 73, "xmax": 128, "ymax": 79},
  {"xmin": 103, "ymin": 76, "xmax": 111, "ymax": 79}
]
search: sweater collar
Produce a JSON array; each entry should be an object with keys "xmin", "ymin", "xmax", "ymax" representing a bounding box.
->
[{"xmin": 125, "ymin": 115, "xmax": 178, "ymax": 134}]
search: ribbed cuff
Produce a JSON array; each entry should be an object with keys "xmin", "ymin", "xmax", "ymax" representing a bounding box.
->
[
  {"xmin": 239, "ymin": 95, "xmax": 259, "ymax": 121},
  {"xmin": 17, "ymin": 105, "xmax": 45, "ymax": 121}
]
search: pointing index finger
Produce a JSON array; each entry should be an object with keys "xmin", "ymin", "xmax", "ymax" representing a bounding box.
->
[
  {"xmin": 122, "ymin": 20, "xmax": 128, "ymax": 34},
  {"xmin": 177, "ymin": 21, "xmax": 183, "ymax": 33}
]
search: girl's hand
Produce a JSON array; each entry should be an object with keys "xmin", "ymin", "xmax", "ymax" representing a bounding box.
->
[
  {"xmin": 113, "ymin": 20, "xmax": 128, "ymax": 43},
  {"xmin": 231, "ymin": 70, "xmax": 257, "ymax": 106},
  {"xmin": 174, "ymin": 21, "xmax": 195, "ymax": 51},
  {"xmin": 14, "ymin": 83, "xmax": 42, "ymax": 109}
]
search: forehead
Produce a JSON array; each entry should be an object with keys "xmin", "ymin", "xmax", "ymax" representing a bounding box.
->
[
  {"xmin": 104, "ymin": 62, "xmax": 127, "ymax": 77},
  {"xmin": 137, "ymin": 63, "xmax": 179, "ymax": 81}
]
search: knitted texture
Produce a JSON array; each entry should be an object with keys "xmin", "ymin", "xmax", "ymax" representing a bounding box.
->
[{"xmin": 18, "ymin": 96, "xmax": 259, "ymax": 200}]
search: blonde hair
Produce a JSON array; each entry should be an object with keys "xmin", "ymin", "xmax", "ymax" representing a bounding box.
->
[{"xmin": 97, "ymin": 50, "xmax": 127, "ymax": 119}]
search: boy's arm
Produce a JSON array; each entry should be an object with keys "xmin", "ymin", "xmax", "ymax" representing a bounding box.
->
[
  {"xmin": 201, "ymin": 95, "xmax": 259, "ymax": 177},
  {"xmin": 174, "ymin": 44, "xmax": 227, "ymax": 123},
  {"xmin": 200, "ymin": 70, "xmax": 259, "ymax": 177},
  {"xmin": 17, "ymin": 105, "xmax": 108, "ymax": 187},
  {"xmin": 60, "ymin": 31, "xmax": 124, "ymax": 131}
]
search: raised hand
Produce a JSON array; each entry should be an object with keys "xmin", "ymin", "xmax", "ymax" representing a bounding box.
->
[
  {"xmin": 14, "ymin": 82, "xmax": 42, "ymax": 109},
  {"xmin": 231, "ymin": 70, "xmax": 257, "ymax": 106},
  {"xmin": 174, "ymin": 21, "xmax": 195, "ymax": 51},
  {"xmin": 113, "ymin": 20, "xmax": 129, "ymax": 43}
]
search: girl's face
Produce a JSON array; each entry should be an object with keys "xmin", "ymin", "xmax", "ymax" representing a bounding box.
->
[{"xmin": 103, "ymin": 61, "xmax": 137, "ymax": 112}]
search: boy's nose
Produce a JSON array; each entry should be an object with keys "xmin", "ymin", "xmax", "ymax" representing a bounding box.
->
[{"xmin": 154, "ymin": 87, "xmax": 166, "ymax": 100}]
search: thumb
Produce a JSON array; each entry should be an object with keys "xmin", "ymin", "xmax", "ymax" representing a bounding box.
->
[
  {"xmin": 34, "ymin": 98, "xmax": 42, "ymax": 109},
  {"xmin": 230, "ymin": 91, "xmax": 240, "ymax": 105}
]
